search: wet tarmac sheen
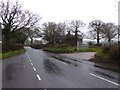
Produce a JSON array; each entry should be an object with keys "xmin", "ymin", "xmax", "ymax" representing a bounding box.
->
[{"xmin": 2, "ymin": 46, "xmax": 119, "ymax": 88}]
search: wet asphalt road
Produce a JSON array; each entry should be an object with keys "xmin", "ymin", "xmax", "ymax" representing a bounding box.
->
[{"xmin": 2, "ymin": 46, "xmax": 120, "ymax": 88}]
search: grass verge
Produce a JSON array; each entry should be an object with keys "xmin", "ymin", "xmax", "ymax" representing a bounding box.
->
[
  {"xmin": 43, "ymin": 47, "xmax": 76, "ymax": 54},
  {"xmin": 79, "ymin": 48, "xmax": 99, "ymax": 52},
  {"xmin": 95, "ymin": 48, "xmax": 109, "ymax": 58},
  {"xmin": 43, "ymin": 47, "xmax": 99, "ymax": 54},
  {"xmin": 0, "ymin": 49, "xmax": 26, "ymax": 59}
]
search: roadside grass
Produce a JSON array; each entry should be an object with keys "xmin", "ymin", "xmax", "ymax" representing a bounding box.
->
[
  {"xmin": 95, "ymin": 48, "xmax": 109, "ymax": 58},
  {"xmin": 43, "ymin": 47, "xmax": 76, "ymax": 54},
  {"xmin": 79, "ymin": 48, "xmax": 99, "ymax": 52},
  {"xmin": 43, "ymin": 46, "xmax": 100, "ymax": 54},
  {"xmin": 0, "ymin": 49, "xmax": 26, "ymax": 59}
]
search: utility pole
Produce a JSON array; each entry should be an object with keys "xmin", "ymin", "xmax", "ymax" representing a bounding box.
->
[{"xmin": 118, "ymin": 1, "xmax": 120, "ymax": 45}]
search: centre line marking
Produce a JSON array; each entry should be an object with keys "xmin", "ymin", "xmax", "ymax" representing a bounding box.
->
[
  {"xmin": 33, "ymin": 67, "xmax": 36, "ymax": 71},
  {"xmin": 31, "ymin": 63, "xmax": 33, "ymax": 66},
  {"xmin": 37, "ymin": 74, "xmax": 41, "ymax": 80},
  {"xmin": 27, "ymin": 55, "xmax": 30, "ymax": 59},
  {"xmin": 26, "ymin": 53, "xmax": 31, "ymax": 59},
  {"xmin": 29, "ymin": 59, "xmax": 31, "ymax": 62},
  {"xmin": 89, "ymin": 73, "xmax": 120, "ymax": 86}
]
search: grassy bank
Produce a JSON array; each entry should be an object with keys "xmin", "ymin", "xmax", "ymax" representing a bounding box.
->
[
  {"xmin": 0, "ymin": 49, "xmax": 26, "ymax": 59},
  {"xmin": 79, "ymin": 48, "xmax": 99, "ymax": 52},
  {"xmin": 90, "ymin": 45, "xmax": 119, "ymax": 72},
  {"xmin": 43, "ymin": 47, "xmax": 76, "ymax": 54},
  {"xmin": 43, "ymin": 46, "xmax": 99, "ymax": 54}
]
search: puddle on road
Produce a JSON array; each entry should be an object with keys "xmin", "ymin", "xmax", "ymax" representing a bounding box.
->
[{"xmin": 44, "ymin": 59, "xmax": 62, "ymax": 75}]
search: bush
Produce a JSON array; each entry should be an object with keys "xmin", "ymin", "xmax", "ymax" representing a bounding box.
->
[
  {"xmin": 95, "ymin": 44, "xmax": 119, "ymax": 64},
  {"xmin": 30, "ymin": 44, "xmax": 45, "ymax": 49},
  {"xmin": 102, "ymin": 46, "xmax": 110, "ymax": 53},
  {"xmin": 2, "ymin": 44, "xmax": 24, "ymax": 53},
  {"xmin": 49, "ymin": 44, "xmax": 71, "ymax": 48},
  {"xmin": 109, "ymin": 45, "xmax": 119, "ymax": 62},
  {"xmin": 43, "ymin": 46, "xmax": 76, "ymax": 54}
]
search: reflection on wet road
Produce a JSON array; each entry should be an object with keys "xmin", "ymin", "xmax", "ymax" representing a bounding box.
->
[
  {"xmin": 2, "ymin": 46, "xmax": 119, "ymax": 88},
  {"xmin": 44, "ymin": 59, "xmax": 62, "ymax": 75},
  {"xmin": 4, "ymin": 59, "xmax": 25, "ymax": 81}
]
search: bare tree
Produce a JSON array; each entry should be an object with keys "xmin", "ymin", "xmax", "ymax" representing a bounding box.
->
[
  {"xmin": 88, "ymin": 20, "xmax": 104, "ymax": 45},
  {"xmin": 101, "ymin": 23, "xmax": 118, "ymax": 44},
  {"xmin": 86, "ymin": 31, "xmax": 97, "ymax": 40},
  {"xmin": 0, "ymin": 0, "xmax": 41, "ymax": 44},
  {"xmin": 55, "ymin": 22, "xmax": 66, "ymax": 43},
  {"xmin": 42, "ymin": 22, "xmax": 66, "ymax": 44},
  {"xmin": 69, "ymin": 20, "xmax": 85, "ymax": 45},
  {"xmin": 42, "ymin": 22, "xmax": 57, "ymax": 44},
  {"xmin": 21, "ymin": 27, "xmax": 42, "ymax": 45}
]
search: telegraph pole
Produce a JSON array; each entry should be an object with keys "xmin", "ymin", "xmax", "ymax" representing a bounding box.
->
[{"xmin": 118, "ymin": 1, "xmax": 120, "ymax": 45}]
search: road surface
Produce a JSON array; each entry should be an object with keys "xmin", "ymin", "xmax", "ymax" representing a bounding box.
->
[{"xmin": 2, "ymin": 46, "xmax": 120, "ymax": 88}]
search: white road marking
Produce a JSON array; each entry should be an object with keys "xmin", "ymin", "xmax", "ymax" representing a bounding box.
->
[
  {"xmin": 89, "ymin": 73, "xmax": 120, "ymax": 86},
  {"xmin": 24, "ymin": 66, "xmax": 25, "ymax": 68},
  {"xmin": 28, "ymin": 56, "xmax": 31, "ymax": 60},
  {"xmin": 37, "ymin": 74, "xmax": 41, "ymax": 80},
  {"xmin": 26, "ymin": 53, "xmax": 42, "ymax": 81},
  {"xmin": 33, "ymin": 67, "xmax": 36, "ymax": 71},
  {"xmin": 26, "ymin": 53, "xmax": 31, "ymax": 59},
  {"xmin": 31, "ymin": 63, "xmax": 33, "ymax": 66}
]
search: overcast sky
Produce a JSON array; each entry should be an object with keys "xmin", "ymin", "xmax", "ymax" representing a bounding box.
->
[{"xmin": 8, "ymin": 0, "xmax": 119, "ymax": 25}]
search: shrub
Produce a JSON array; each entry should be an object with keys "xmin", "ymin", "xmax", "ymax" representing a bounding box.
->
[
  {"xmin": 50, "ymin": 44, "xmax": 70, "ymax": 49},
  {"xmin": 2, "ymin": 44, "xmax": 24, "ymax": 53},
  {"xmin": 109, "ymin": 45, "xmax": 119, "ymax": 62},
  {"xmin": 102, "ymin": 46, "xmax": 110, "ymax": 53},
  {"xmin": 43, "ymin": 46, "xmax": 76, "ymax": 54},
  {"xmin": 30, "ymin": 44, "xmax": 45, "ymax": 49},
  {"xmin": 95, "ymin": 44, "xmax": 119, "ymax": 64}
]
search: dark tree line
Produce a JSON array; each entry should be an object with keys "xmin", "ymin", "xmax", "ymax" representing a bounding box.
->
[{"xmin": 41, "ymin": 20, "xmax": 85, "ymax": 46}]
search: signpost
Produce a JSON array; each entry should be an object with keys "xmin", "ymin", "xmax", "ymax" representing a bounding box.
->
[{"xmin": 77, "ymin": 35, "xmax": 83, "ymax": 51}]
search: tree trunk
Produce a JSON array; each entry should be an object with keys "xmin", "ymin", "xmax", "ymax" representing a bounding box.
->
[
  {"xmin": 108, "ymin": 38, "xmax": 111, "ymax": 45},
  {"xmin": 30, "ymin": 37, "xmax": 33, "ymax": 45},
  {"xmin": 97, "ymin": 29, "xmax": 100, "ymax": 45},
  {"xmin": 75, "ymin": 27, "xmax": 78, "ymax": 46}
]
